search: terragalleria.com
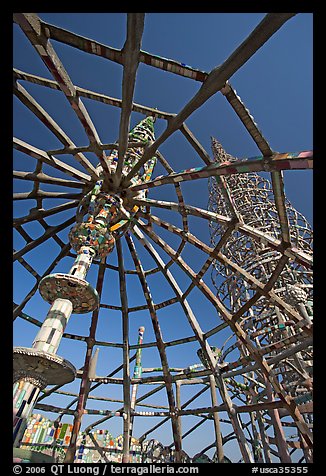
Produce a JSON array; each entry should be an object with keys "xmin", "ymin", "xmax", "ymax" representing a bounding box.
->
[{"xmin": 50, "ymin": 465, "xmax": 199, "ymax": 475}]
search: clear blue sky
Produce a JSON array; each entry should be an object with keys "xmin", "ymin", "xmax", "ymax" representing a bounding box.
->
[{"xmin": 13, "ymin": 13, "xmax": 313, "ymax": 461}]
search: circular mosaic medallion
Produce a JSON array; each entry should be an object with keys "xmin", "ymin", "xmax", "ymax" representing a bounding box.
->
[
  {"xmin": 13, "ymin": 347, "xmax": 76, "ymax": 386},
  {"xmin": 38, "ymin": 273, "xmax": 99, "ymax": 313}
]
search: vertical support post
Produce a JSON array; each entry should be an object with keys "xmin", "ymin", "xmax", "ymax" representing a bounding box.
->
[
  {"xmin": 249, "ymin": 411, "xmax": 264, "ymax": 463},
  {"xmin": 264, "ymin": 377, "xmax": 291, "ymax": 462},
  {"xmin": 209, "ymin": 374, "xmax": 224, "ymax": 463},
  {"xmin": 64, "ymin": 342, "xmax": 94, "ymax": 463},
  {"xmin": 117, "ymin": 240, "xmax": 131, "ymax": 463},
  {"xmin": 175, "ymin": 381, "xmax": 182, "ymax": 449},
  {"xmin": 130, "ymin": 327, "xmax": 145, "ymax": 439},
  {"xmin": 256, "ymin": 410, "xmax": 272, "ymax": 463},
  {"xmin": 125, "ymin": 232, "xmax": 183, "ymax": 462},
  {"xmin": 215, "ymin": 371, "xmax": 254, "ymax": 462}
]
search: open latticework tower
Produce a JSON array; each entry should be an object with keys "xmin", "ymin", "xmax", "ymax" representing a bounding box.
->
[{"xmin": 13, "ymin": 13, "xmax": 313, "ymax": 464}]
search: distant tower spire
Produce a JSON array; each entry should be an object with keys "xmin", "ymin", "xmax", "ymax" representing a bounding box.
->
[
  {"xmin": 208, "ymin": 136, "xmax": 313, "ymax": 463},
  {"xmin": 210, "ymin": 136, "xmax": 236, "ymax": 164}
]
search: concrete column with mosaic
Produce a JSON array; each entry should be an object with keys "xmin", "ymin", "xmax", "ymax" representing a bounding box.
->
[{"xmin": 13, "ymin": 116, "xmax": 158, "ymax": 452}]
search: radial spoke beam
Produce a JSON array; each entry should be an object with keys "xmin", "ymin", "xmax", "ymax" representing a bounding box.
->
[
  {"xmin": 181, "ymin": 221, "xmax": 238, "ymax": 301},
  {"xmin": 179, "ymin": 123, "xmax": 212, "ymax": 165},
  {"xmin": 13, "ymin": 243, "xmax": 71, "ymax": 320},
  {"xmin": 36, "ymin": 19, "xmax": 207, "ymax": 82},
  {"xmin": 153, "ymin": 151, "xmax": 189, "ymax": 233},
  {"xmin": 132, "ymin": 225, "xmax": 218, "ymax": 364},
  {"xmin": 13, "ymin": 170, "xmax": 85, "ymax": 189},
  {"xmin": 14, "ymin": 137, "xmax": 92, "ymax": 183},
  {"xmin": 14, "ymin": 68, "xmax": 174, "ymax": 121},
  {"xmin": 115, "ymin": 14, "xmax": 145, "ymax": 183},
  {"xmin": 13, "ymin": 200, "xmax": 78, "ymax": 227},
  {"xmin": 122, "ymin": 13, "xmax": 296, "ymax": 183},
  {"xmin": 13, "ymin": 13, "xmax": 111, "ymax": 178},
  {"xmin": 13, "ymin": 190, "xmax": 83, "ymax": 201},
  {"xmin": 132, "ymin": 197, "xmax": 312, "ymax": 269},
  {"xmin": 209, "ymin": 374, "xmax": 224, "ymax": 462},
  {"xmin": 13, "ymin": 81, "xmax": 99, "ymax": 179},
  {"xmin": 128, "ymin": 150, "xmax": 313, "ymax": 193},
  {"xmin": 221, "ymin": 82, "xmax": 273, "ymax": 156},
  {"xmin": 13, "ymin": 215, "xmax": 75, "ymax": 261},
  {"xmin": 14, "ymin": 254, "xmax": 40, "ymax": 281},
  {"xmin": 138, "ymin": 216, "xmax": 311, "ymax": 333}
]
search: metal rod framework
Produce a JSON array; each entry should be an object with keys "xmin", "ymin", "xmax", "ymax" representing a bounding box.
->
[{"xmin": 13, "ymin": 12, "xmax": 312, "ymax": 464}]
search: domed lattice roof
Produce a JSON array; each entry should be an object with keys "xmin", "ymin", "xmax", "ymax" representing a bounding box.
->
[{"xmin": 13, "ymin": 13, "xmax": 313, "ymax": 464}]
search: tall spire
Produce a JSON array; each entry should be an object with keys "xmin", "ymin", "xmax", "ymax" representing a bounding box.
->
[
  {"xmin": 208, "ymin": 134, "xmax": 313, "ymax": 462},
  {"xmin": 95, "ymin": 115, "xmax": 157, "ymax": 182},
  {"xmin": 210, "ymin": 136, "xmax": 237, "ymax": 164},
  {"xmin": 129, "ymin": 116, "xmax": 156, "ymax": 143}
]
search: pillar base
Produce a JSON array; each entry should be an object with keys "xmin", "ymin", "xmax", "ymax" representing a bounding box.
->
[
  {"xmin": 38, "ymin": 273, "xmax": 99, "ymax": 313},
  {"xmin": 13, "ymin": 347, "xmax": 76, "ymax": 386}
]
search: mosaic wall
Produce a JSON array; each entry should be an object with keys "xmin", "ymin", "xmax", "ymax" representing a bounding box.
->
[
  {"xmin": 19, "ymin": 413, "xmax": 207, "ymax": 463},
  {"xmin": 20, "ymin": 414, "xmax": 144, "ymax": 463}
]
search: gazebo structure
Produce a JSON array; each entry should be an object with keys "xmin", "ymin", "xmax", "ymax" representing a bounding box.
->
[{"xmin": 13, "ymin": 13, "xmax": 313, "ymax": 463}]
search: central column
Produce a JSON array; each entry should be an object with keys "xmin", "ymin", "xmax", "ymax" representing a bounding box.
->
[
  {"xmin": 13, "ymin": 115, "xmax": 159, "ymax": 462},
  {"xmin": 13, "ymin": 245, "xmax": 99, "ymax": 449}
]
